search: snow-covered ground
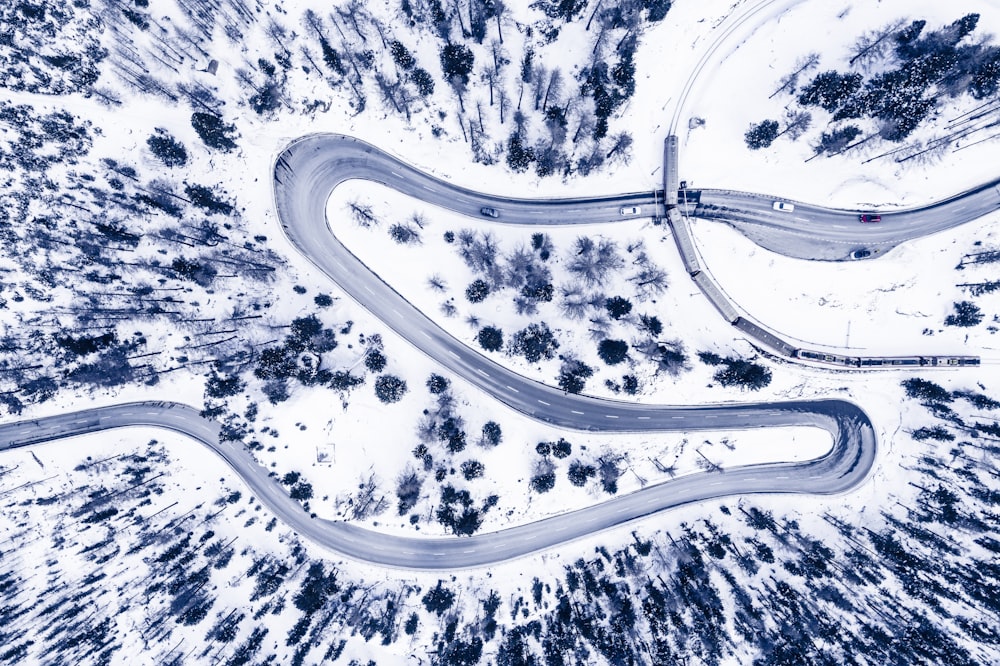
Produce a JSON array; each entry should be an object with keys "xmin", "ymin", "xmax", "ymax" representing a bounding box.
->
[
  {"xmin": 0, "ymin": 0, "xmax": 982, "ymax": 547},
  {"xmin": 673, "ymin": 0, "xmax": 1000, "ymax": 208},
  {"xmin": 3, "ymin": 0, "xmax": 1000, "ymax": 661},
  {"xmin": 691, "ymin": 209, "xmax": 1000, "ymax": 356}
]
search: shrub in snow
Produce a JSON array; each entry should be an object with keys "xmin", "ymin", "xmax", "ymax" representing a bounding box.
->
[
  {"xmin": 146, "ymin": 130, "xmax": 187, "ymax": 167},
  {"xmin": 480, "ymin": 421, "xmax": 502, "ymax": 447},
  {"xmin": 713, "ymin": 359, "xmax": 772, "ymax": 391},
  {"xmin": 597, "ymin": 339, "xmax": 629, "ymax": 365},
  {"xmin": 461, "ymin": 460, "xmax": 485, "ymax": 480},
  {"xmin": 426, "ymin": 373, "xmax": 450, "ymax": 394},
  {"xmin": 509, "ymin": 322, "xmax": 558, "ymax": 362},
  {"xmin": 567, "ymin": 461, "xmax": 596, "ymax": 487},
  {"xmin": 944, "ymin": 301, "xmax": 983, "ymax": 327},
  {"xmin": 902, "ymin": 378, "xmax": 952, "ymax": 403},
  {"xmin": 530, "ymin": 459, "xmax": 556, "ymax": 494},
  {"xmin": 396, "ymin": 469, "xmax": 423, "ymax": 514},
  {"xmin": 605, "ymin": 296, "xmax": 633, "ymax": 320},
  {"xmin": 190, "ymin": 112, "xmax": 238, "ymax": 152},
  {"xmin": 558, "ymin": 358, "xmax": 594, "ymax": 394},
  {"xmin": 465, "ymin": 279, "xmax": 490, "ymax": 303},
  {"xmin": 375, "ymin": 374, "xmax": 407, "ymax": 403},
  {"xmin": 364, "ymin": 349, "xmax": 387, "ymax": 373},
  {"xmin": 744, "ymin": 120, "xmax": 779, "ymax": 150}
]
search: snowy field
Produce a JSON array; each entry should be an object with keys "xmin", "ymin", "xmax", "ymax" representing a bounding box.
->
[
  {"xmin": 674, "ymin": 0, "xmax": 1000, "ymax": 208},
  {"xmin": 1, "ymin": 0, "xmax": 999, "ymax": 661},
  {"xmin": 690, "ymin": 210, "xmax": 1000, "ymax": 356},
  {"xmin": 7, "ymin": 0, "xmax": 994, "ymax": 552}
]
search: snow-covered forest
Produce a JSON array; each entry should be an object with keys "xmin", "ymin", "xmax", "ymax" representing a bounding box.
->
[{"xmin": 0, "ymin": 0, "xmax": 998, "ymax": 663}]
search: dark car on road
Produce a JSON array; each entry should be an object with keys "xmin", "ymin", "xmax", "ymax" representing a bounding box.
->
[
  {"xmin": 480, "ymin": 207, "xmax": 500, "ymax": 218},
  {"xmin": 859, "ymin": 214, "xmax": 881, "ymax": 223}
]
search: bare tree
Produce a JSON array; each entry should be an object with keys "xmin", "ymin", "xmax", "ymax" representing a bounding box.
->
[
  {"xmin": 335, "ymin": 0, "xmax": 370, "ymax": 43},
  {"xmin": 588, "ymin": 315, "xmax": 611, "ymax": 342},
  {"xmin": 895, "ymin": 137, "xmax": 951, "ymax": 166},
  {"xmin": 481, "ymin": 64, "xmax": 497, "ymax": 105},
  {"xmin": 490, "ymin": 39, "xmax": 508, "ymax": 75},
  {"xmin": 389, "ymin": 220, "xmax": 422, "ymax": 244},
  {"xmin": 567, "ymin": 237, "xmax": 623, "ymax": 286},
  {"xmin": 541, "ymin": 67, "xmax": 563, "ymax": 111},
  {"xmin": 375, "ymin": 71, "xmax": 408, "ymax": 118},
  {"xmin": 572, "ymin": 107, "xmax": 596, "ymax": 144},
  {"xmin": 452, "ymin": 0, "xmax": 471, "ymax": 38},
  {"xmin": 629, "ymin": 256, "xmax": 668, "ymax": 300},
  {"xmin": 450, "ymin": 77, "xmax": 469, "ymax": 113},
  {"xmin": 559, "ymin": 284, "xmax": 591, "ymax": 320},
  {"xmin": 468, "ymin": 111, "xmax": 494, "ymax": 165},
  {"xmin": 779, "ymin": 110, "xmax": 812, "ymax": 141},
  {"xmin": 265, "ymin": 19, "xmax": 292, "ymax": 59},
  {"xmin": 634, "ymin": 338, "xmax": 689, "ymax": 376},
  {"xmin": 586, "ymin": 0, "xmax": 605, "ymax": 31},
  {"xmin": 531, "ymin": 64, "xmax": 548, "ymax": 111},
  {"xmin": 498, "ymin": 86, "xmax": 509, "ymax": 124},
  {"xmin": 605, "ymin": 132, "xmax": 633, "ymax": 163},
  {"xmin": 493, "ymin": 0, "xmax": 507, "ymax": 43},
  {"xmin": 850, "ymin": 20, "xmax": 906, "ymax": 70},
  {"xmin": 427, "ymin": 274, "xmax": 448, "ymax": 292},
  {"xmin": 769, "ymin": 52, "xmax": 820, "ymax": 99},
  {"xmin": 368, "ymin": 14, "xmax": 391, "ymax": 49},
  {"xmin": 347, "ymin": 200, "xmax": 379, "ymax": 227},
  {"xmin": 342, "ymin": 474, "xmax": 388, "ymax": 519}
]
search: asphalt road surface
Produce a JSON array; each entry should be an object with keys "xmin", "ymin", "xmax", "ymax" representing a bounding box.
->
[
  {"xmin": 688, "ymin": 183, "xmax": 1000, "ymax": 260},
  {"xmin": 663, "ymin": 0, "xmax": 1000, "ymax": 261},
  {"xmin": 0, "ymin": 400, "xmax": 873, "ymax": 569},
  {"xmin": 275, "ymin": 134, "xmax": 665, "ymax": 226},
  {"xmin": 0, "ymin": 133, "xmax": 882, "ymax": 570}
]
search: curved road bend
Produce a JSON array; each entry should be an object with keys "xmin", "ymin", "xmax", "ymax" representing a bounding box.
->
[
  {"xmin": 273, "ymin": 133, "xmax": 873, "ymax": 567},
  {"xmin": 0, "ymin": 400, "xmax": 873, "ymax": 569},
  {"xmin": 665, "ymin": 0, "xmax": 1000, "ymax": 261},
  {"xmin": 0, "ymin": 134, "xmax": 882, "ymax": 570},
  {"xmin": 275, "ymin": 134, "xmax": 663, "ymax": 225}
]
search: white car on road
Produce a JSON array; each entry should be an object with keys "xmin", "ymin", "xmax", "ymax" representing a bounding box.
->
[
  {"xmin": 620, "ymin": 206, "xmax": 641, "ymax": 216},
  {"xmin": 772, "ymin": 201, "xmax": 794, "ymax": 212}
]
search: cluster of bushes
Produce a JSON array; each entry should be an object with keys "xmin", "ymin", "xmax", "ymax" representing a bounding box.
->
[
  {"xmin": 699, "ymin": 352, "xmax": 773, "ymax": 391},
  {"xmin": 748, "ymin": 14, "xmax": 1000, "ymax": 152}
]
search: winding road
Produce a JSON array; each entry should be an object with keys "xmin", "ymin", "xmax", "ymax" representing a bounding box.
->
[
  {"xmin": 4, "ymin": 116, "xmax": 996, "ymax": 567},
  {"xmin": 11, "ymin": 0, "xmax": 1000, "ymax": 565},
  {"xmin": 666, "ymin": 0, "xmax": 1000, "ymax": 261},
  {"xmin": 0, "ymin": 399, "xmax": 872, "ymax": 569},
  {"xmin": 0, "ymin": 133, "xmax": 885, "ymax": 570},
  {"xmin": 5, "ymin": 120, "xmax": 995, "ymax": 567}
]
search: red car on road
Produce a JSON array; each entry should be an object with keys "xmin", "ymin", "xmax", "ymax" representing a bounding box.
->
[{"xmin": 859, "ymin": 214, "xmax": 881, "ymax": 223}]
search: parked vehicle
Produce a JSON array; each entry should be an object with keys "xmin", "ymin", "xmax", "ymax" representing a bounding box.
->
[
  {"xmin": 772, "ymin": 201, "xmax": 794, "ymax": 212},
  {"xmin": 851, "ymin": 249, "xmax": 871, "ymax": 260},
  {"xmin": 620, "ymin": 206, "xmax": 641, "ymax": 216},
  {"xmin": 480, "ymin": 207, "xmax": 500, "ymax": 218},
  {"xmin": 859, "ymin": 214, "xmax": 881, "ymax": 223}
]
